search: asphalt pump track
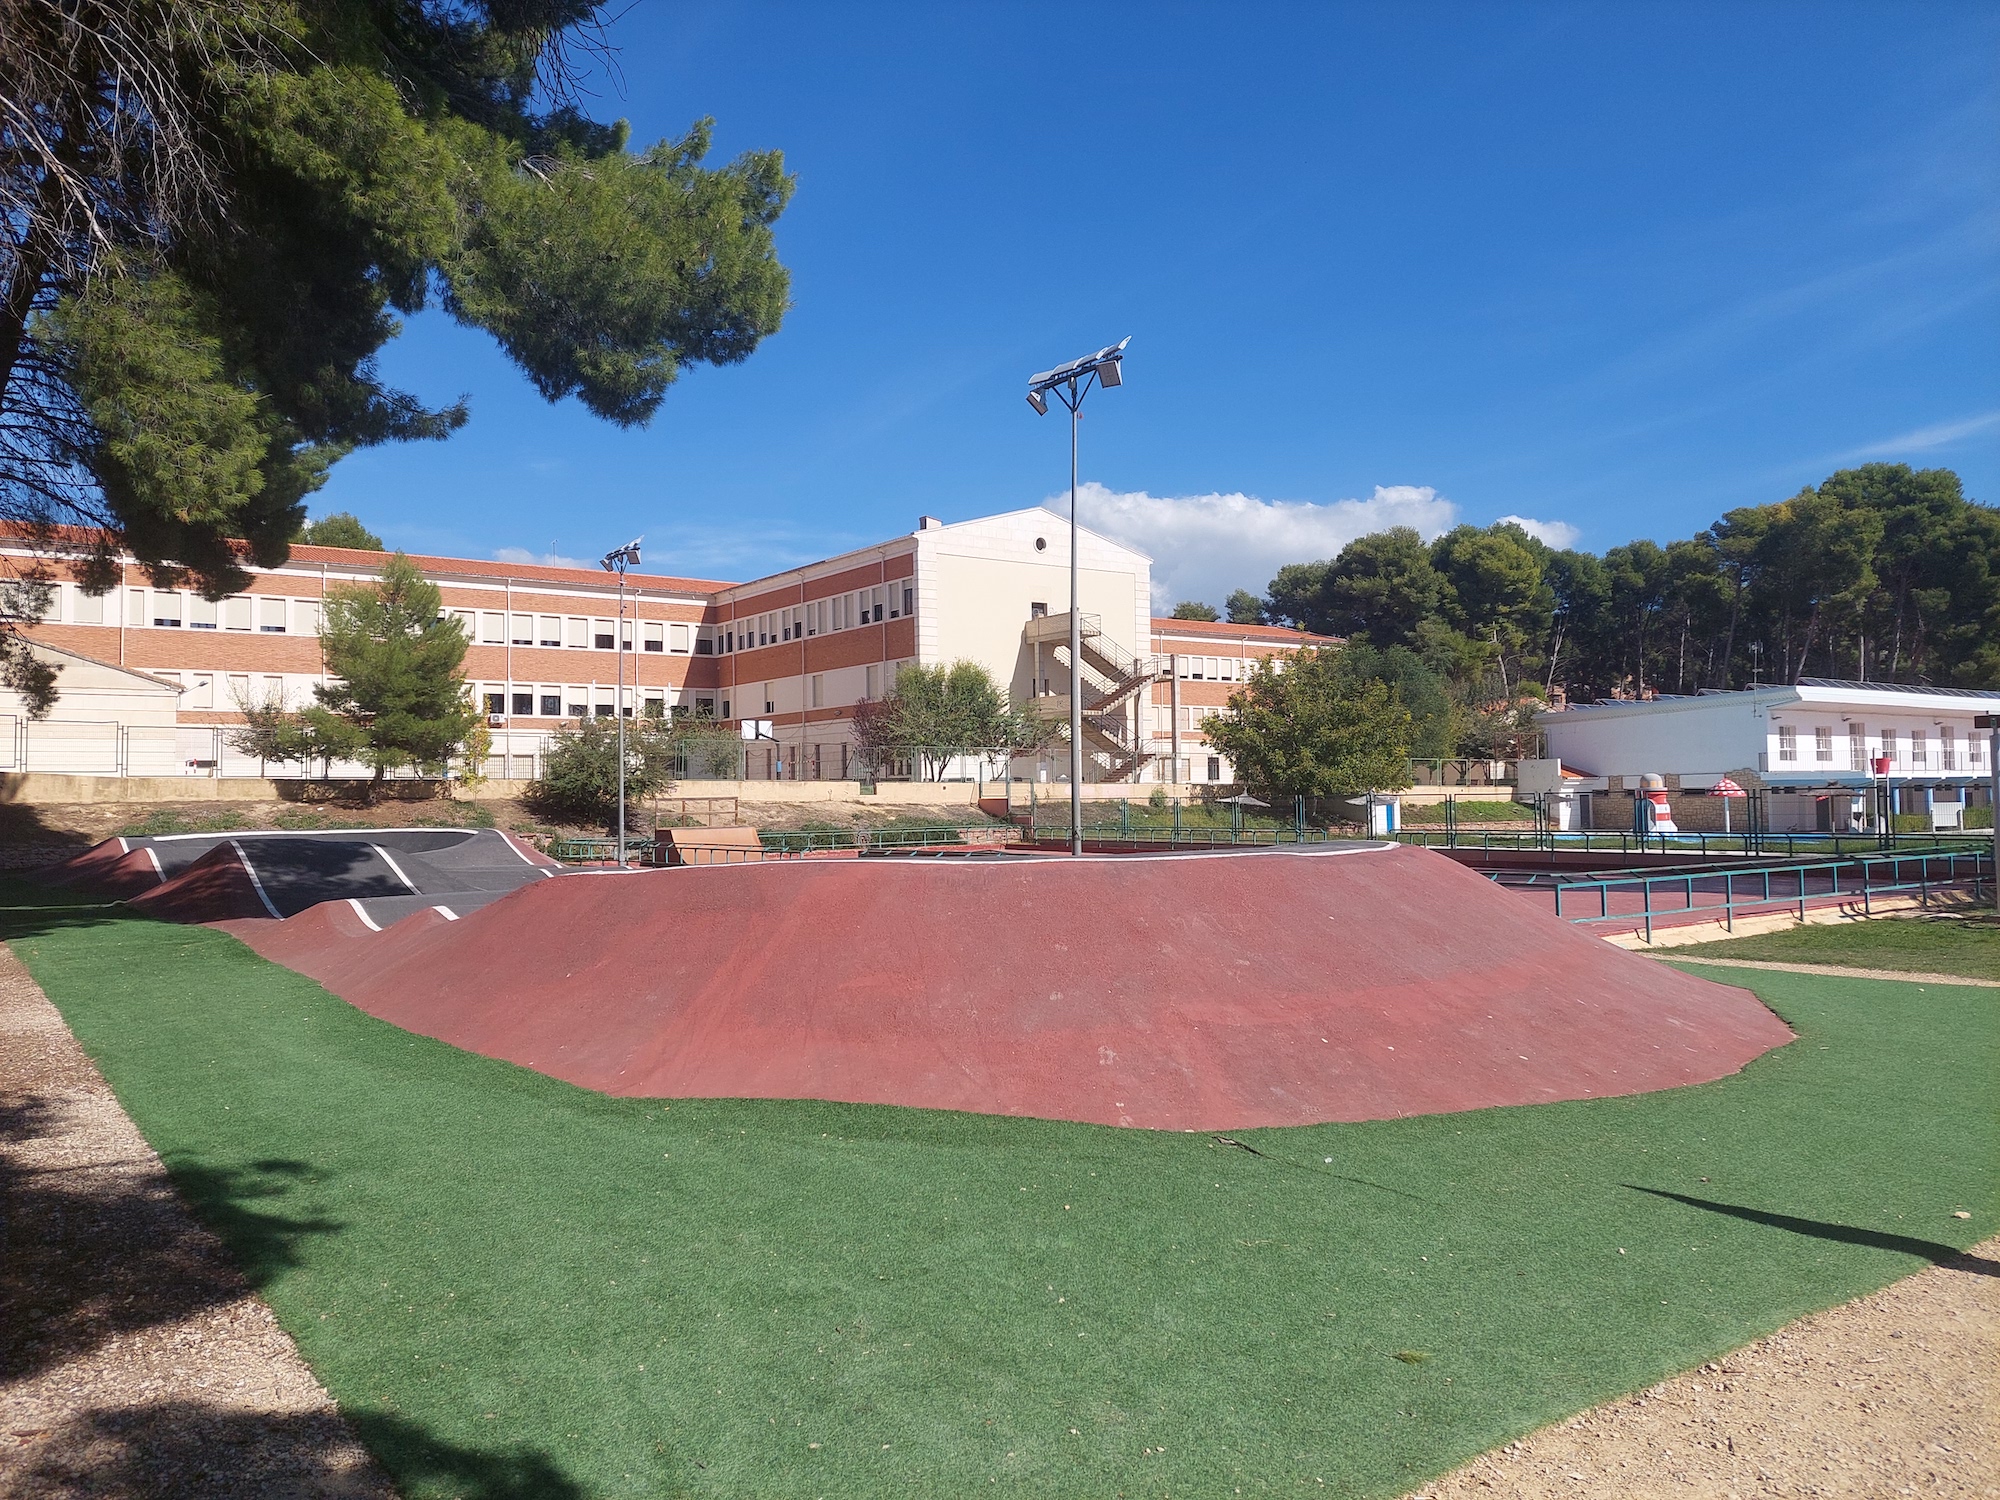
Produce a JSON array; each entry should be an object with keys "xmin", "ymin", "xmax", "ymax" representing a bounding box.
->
[
  {"xmin": 44, "ymin": 826, "xmax": 558, "ymax": 926},
  {"xmin": 44, "ymin": 833, "xmax": 1794, "ymax": 1130}
]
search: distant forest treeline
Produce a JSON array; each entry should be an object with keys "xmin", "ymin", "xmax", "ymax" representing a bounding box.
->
[{"xmin": 1226, "ymin": 464, "xmax": 1997, "ymax": 705}]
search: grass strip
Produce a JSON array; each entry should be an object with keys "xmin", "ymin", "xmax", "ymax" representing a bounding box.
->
[
  {"xmin": 3, "ymin": 883, "xmax": 1993, "ymax": 1499},
  {"xmin": 1676, "ymin": 913, "xmax": 2000, "ymax": 979}
]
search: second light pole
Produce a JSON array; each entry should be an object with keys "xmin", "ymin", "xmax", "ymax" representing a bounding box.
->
[
  {"xmin": 599, "ymin": 537, "xmax": 643, "ymax": 866},
  {"xmin": 1027, "ymin": 338, "xmax": 1128, "ymax": 856}
]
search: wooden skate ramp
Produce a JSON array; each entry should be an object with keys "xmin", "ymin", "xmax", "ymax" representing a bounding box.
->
[{"xmin": 231, "ymin": 842, "xmax": 1793, "ymax": 1131}]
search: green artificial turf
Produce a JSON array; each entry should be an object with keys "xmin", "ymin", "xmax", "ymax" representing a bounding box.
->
[
  {"xmin": 3, "ymin": 884, "xmax": 1995, "ymax": 1500},
  {"xmin": 1681, "ymin": 913, "xmax": 2000, "ymax": 980}
]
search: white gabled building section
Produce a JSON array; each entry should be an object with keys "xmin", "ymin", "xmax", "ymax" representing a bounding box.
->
[{"xmin": 1538, "ymin": 680, "xmax": 2000, "ymax": 831}]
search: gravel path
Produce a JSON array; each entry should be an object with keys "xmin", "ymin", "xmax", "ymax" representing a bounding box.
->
[
  {"xmin": 0, "ymin": 944, "xmax": 395, "ymax": 1499},
  {"xmin": 1409, "ymin": 1237, "xmax": 1999, "ymax": 1498},
  {"xmin": 1657, "ymin": 954, "xmax": 2000, "ymax": 988}
]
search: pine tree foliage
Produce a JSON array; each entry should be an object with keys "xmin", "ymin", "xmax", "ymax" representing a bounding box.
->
[
  {"xmin": 298, "ymin": 511, "xmax": 384, "ymax": 549},
  {"xmin": 312, "ymin": 551, "xmax": 478, "ymax": 780},
  {"xmin": 1249, "ymin": 466, "xmax": 1996, "ymax": 707},
  {"xmin": 2, "ymin": 0, "xmax": 792, "ymax": 703}
]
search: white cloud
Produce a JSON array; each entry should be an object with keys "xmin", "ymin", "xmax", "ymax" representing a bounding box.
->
[
  {"xmin": 1495, "ymin": 514, "xmax": 1583, "ymax": 549},
  {"xmin": 1837, "ymin": 408, "xmax": 2000, "ymax": 461},
  {"xmin": 1068, "ymin": 482, "xmax": 1459, "ymax": 612},
  {"xmin": 494, "ymin": 546, "xmax": 595, "ymax": 572}
]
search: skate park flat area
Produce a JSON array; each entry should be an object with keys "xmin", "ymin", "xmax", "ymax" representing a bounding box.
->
[{"xmin": 2, "ymin": 875, "xmax": 1992, "ymax": 1499}]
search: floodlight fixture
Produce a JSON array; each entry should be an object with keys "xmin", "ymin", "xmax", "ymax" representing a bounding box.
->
[
  {"xmin": 1026, "ymin": 337, "xmax": 1130, "ymax": 412},
  {"xmin": 1023, "ymin": 338, "xmax": 1131, "ymax": 856},
  {"xmin": 600, "ymin": 539, "xmax": 643, "ymax": 572}
]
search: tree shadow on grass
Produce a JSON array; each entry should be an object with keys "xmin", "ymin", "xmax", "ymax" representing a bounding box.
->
[
  {"xmin": 5, "ymin": 1400, "xmax": 583, "ymax": 1500},
  {"xmin": 0, "ymin": 874, "xmax": 135, "ymax": 941},
  {"xmin": 1625, "ymin": 1186, "xmax": 1999, "ymax": 1277},
  {"xmin": 0, "ymin": 1092, "xmax": 342, "ymax": 1381}
]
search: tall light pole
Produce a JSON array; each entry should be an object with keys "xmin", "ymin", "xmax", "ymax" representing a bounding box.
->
[
  {"xmin": 600, "ymin": 538, "xmax": 643, "ymax": 866},
  {"xmin": 1027, "ymin": 338, "xmax": 1128, "ymax": 856}
]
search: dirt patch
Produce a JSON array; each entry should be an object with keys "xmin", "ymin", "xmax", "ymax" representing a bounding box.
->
[
  {"xmin": 0, "ymin": 944, "xmax": 395, "ymax": 1498},
  {"xmin": 1409, "ymin": 1236, "xmax": 2000, "ymax": 1499},
  {"xmin": 1658, "ymin": 953, "xmax": 2000, "ymax": 989}
]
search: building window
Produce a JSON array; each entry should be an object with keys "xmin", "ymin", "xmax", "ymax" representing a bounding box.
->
[
  {"xmin": 1882, "ymin": 728, "xmax": 1901, "ymax": 767},
  {"xmin": 186, "ymin": 674, "xmax": 214, "ymax": 709},
  {"xmin": 72, "ymin": 588, "xmax": 104, "ymax": 625},
  {"xmin": 594, "ymin": 702, "xmax": 614, "ymax": 718},
  {"xmin": 1910, "ymin": 728, "xmax": 1927, "ymax": 769},
  {"xmin": 538, "ymin": 616, "xmax": 561, "ymax": 647},
  {"xmin": 1206, "ymin": 756, "xmax": 1221, "ymax": 782},
  {"xmin": 810, "ymin": 673, "xmax": 824, "ymax": 708},
  {"xmin": 126, "ymin": 588, "xmax": 146, "ymax": 626},
  {"xmin": 510, "ymin": 614, "xmax": 533, "ymax": 645},
  {"xmin": 695, "ymin": 633, "xmax": 714, "ymax": 655},
  {"xmin": 567, "ymin": 698, "xmax": 587, "ymax": 718},
  {"xmin": 480, "ymin": 611, "xmax": 504, "ymax": 644},
  {"xmin": 721, "ymin": 699, "xmax": 731, "ymax": 719},
  {"xmin": 1814, "ymin": 726, "xmax": 1833, "ymax": 763},
  {"xmin": 1776, "ymin": 724, "xmax": 1797, "ymax": 762},
  {"xmin": 695, "ymin": 696, "xmax": 715, "ymax": 715},
  {"xmin": 565, "ymin": 617, "xmax": 587, "ymax": 648},
  {"xmin": 1848, "ymin": 722, "xmax": 1866, "ymax": 769},
  {"xmin": 594, "ymin": 627, "xmax": 614, "ymax": 650},
  {"xmin": 188, "ymin": 596, "xmax": 217, "ymax": 629},
  {"xmin": 1031, "ymin": 602, "xmax": 1048, "ymax": 618},
  {"xmin": 510, "ymin": 692, "xmax": 532, "ymax": 715},
  {"xmin": 671, "ymin": 622, "xmax": 691, "ymax": 653},
  {"xmin": 864, "ymin": 664, "xmax": 878, "ymax": 699},
  {"xmin": 258, "ymin": 598, "xmax": 287, "ymax": 633},
  {"xmin": 153, "ymin": 593, "xmax": 183, "ymax": 627},
  {"xmin": 539, "ymin": 693, "xmax": 561, "ymax": 716},
  {"xmin": 1941, "ymin": 727, "xmax": 1956, "ymax": 770},
  {"xmin": 643, "ymin": 622, "xmax": 665, "ymax": 652},
  {"xmin": 485, "ymin": 692, "xmax": 505, "ymax": 715}
]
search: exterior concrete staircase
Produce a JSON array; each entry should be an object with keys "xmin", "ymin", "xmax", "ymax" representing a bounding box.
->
[{"xmin": 1021, "ymin": 612, "xmax": 1164, "ymax": 783}]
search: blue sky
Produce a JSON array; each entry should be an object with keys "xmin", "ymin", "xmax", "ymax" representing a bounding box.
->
[{"xmin": 316, "ymin": 1, "xmax": 2000, "ymax": 607}]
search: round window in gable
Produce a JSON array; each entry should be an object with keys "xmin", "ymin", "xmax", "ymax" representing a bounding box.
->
[{"xmin": 1034, "ymin": 536, "xmax": 1047, "ymax": 552}]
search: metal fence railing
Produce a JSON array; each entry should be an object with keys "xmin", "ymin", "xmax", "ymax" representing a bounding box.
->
[{"xmin": 1540, "ymin": 849, "xmax": 1992, "ymax": 942}]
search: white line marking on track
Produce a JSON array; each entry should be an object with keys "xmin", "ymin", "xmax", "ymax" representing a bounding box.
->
[
  {"xmin": 371, "ymin": 844, "xmax": 420, "ymax": 894},
  {"xmin": 117, "ymin": 838, "xmax": 130, "ymax": 853},
  {"xmin": 144, "ymin": 846, "xmax": 165, "ymax": 882},
  {"xmin": 497, "ymin": 831, "xmax": 543, "ymax": 867},
  {"xmin": 434, "ymin": 905, "xmax": 458, "ymax": 920},
  {"xmin": 229, "ymin": 840, "xmax": 283, "ymax": 919},
  {"xmin": 347, "ymin": 899, "xmax": 382, "ymax": 932}
]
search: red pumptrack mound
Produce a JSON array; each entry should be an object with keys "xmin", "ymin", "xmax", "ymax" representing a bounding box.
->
[
  {"xmin": 230, "ymin": 843, "xmax": 1793, "ymax": 1131},
  {"xmin": 128, "ymin": 842, "xmax": 272, "ymax": 924},
  {"xmin": 42, "ymin": 839, "xmax": 165, "ymax": 898}
]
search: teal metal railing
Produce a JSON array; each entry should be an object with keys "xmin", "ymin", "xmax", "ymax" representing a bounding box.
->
[{"xmin": 1540, "ymin": 848, "xmax": 1992, "ymax": 942}]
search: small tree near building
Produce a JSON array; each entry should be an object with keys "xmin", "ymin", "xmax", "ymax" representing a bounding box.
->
[
  {"xmin": 528, "ymin": 712, "xmax": 681, "ymax": 827},
  {"xmin": 1205, "ymin": 645, "xmax": 1414, "ymax": 800},
  {"xmin": 851, "ymin": 661, "xmax": 1025, "ymax": 780},
  {"xmin": 1169, "ymin": 600, "xmax": 1219, "ymax": 621},
  {"xmin": 313, "ymin": 553, "xmax": 479, "ymax": 785}
]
